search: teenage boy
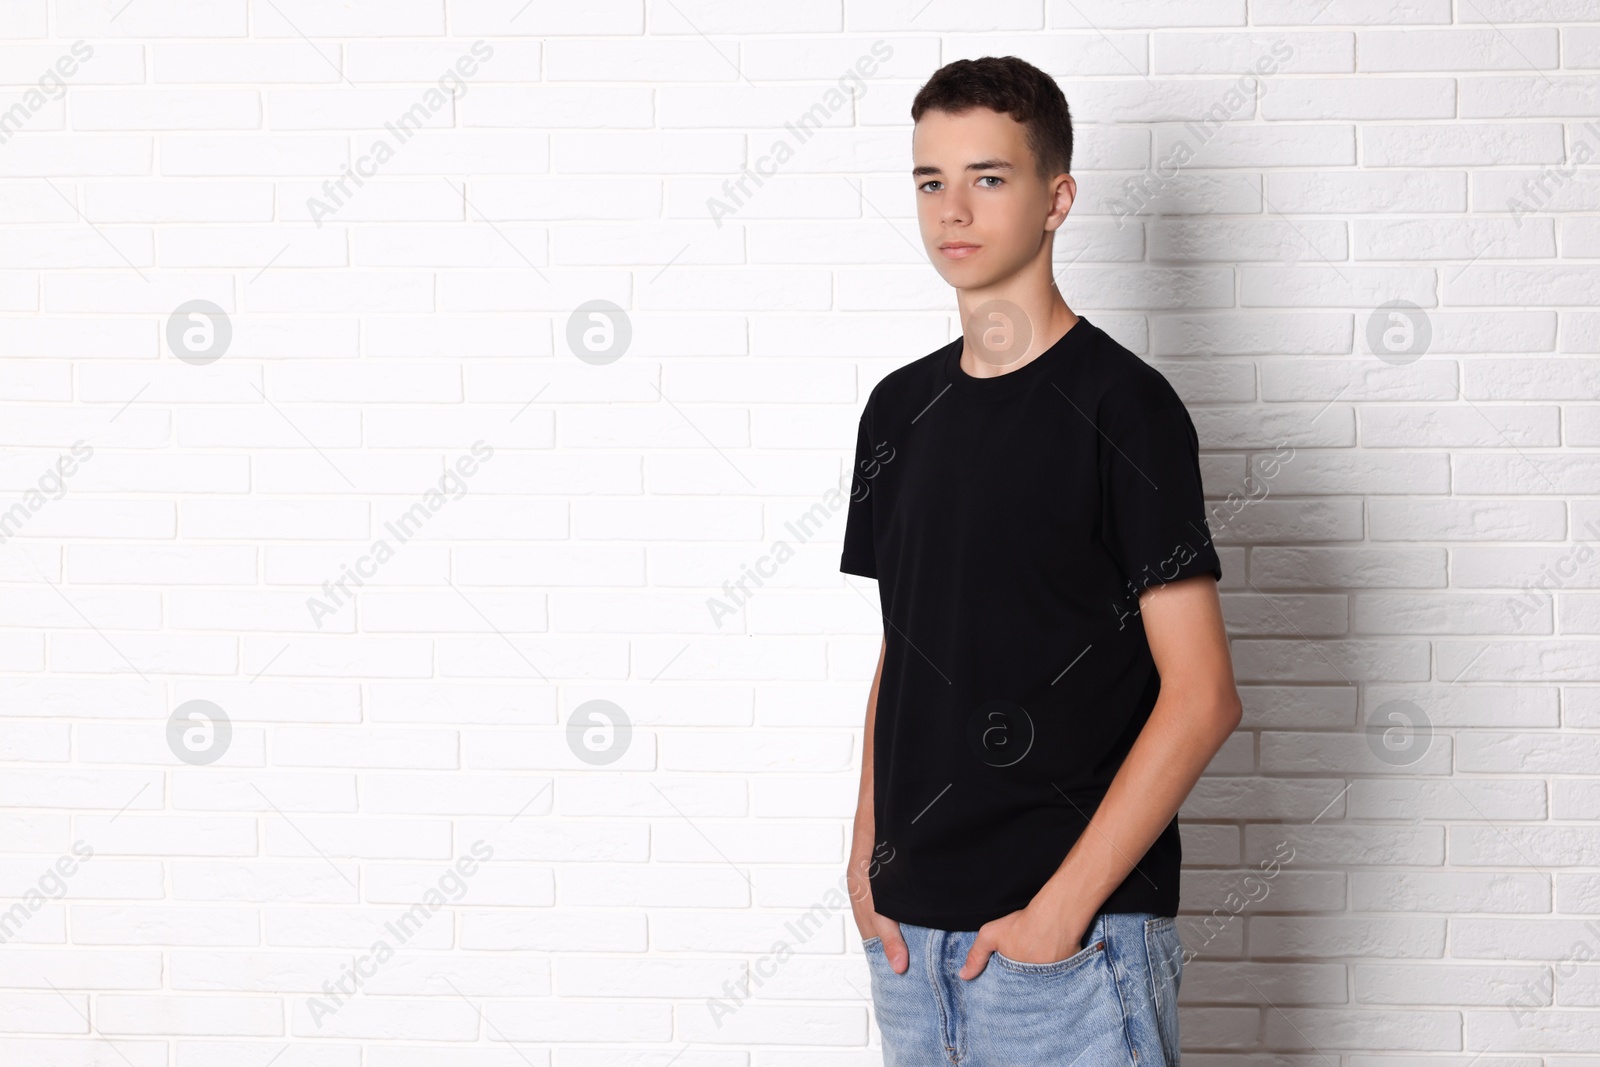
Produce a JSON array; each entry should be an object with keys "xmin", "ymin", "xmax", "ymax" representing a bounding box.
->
[{"xmin": 840, "ymin": 57, "xmax": 1242, "ymax": 1065}]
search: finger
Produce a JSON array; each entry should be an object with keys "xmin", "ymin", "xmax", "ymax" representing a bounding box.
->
[
  {"xmin": 958, "ymin": 931, "xmax": 993, "ymax": 980},
  {"xmin": 876, "ymin": 918, "xmax": 910, "ymax": 975}
]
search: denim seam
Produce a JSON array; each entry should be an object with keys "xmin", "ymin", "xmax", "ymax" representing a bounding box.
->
[
  {"xmin": 1144, "ymin": 919, "xmax": 1180, "ymax": 1065},
  {"xmin": 1105, "ymin": 914, "xmax": 1142, "ymax": 1065},
  {"xmin": 947, "ymin": 931, "xmax": 968, "ymax": 1063},
  {"xmin": 1142, "ymin": 920, "xmax": 1165, "ymax": 1063},
  {"xmin": 927, "ymin": 927, "xmax": 957, "ymax": 1065}
]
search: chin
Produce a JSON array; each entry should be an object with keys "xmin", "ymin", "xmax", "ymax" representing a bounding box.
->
[{"xmin": 937, "ymin": 262, "xmax": 1005, "ymax": 291}]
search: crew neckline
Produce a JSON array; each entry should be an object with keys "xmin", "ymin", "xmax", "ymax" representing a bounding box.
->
[{"xmin": 942, "ymin": 315, "xmax": 1093, "ymax": 401}]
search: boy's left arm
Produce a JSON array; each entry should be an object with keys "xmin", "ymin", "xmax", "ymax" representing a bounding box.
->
[{"xmin": 959, "ymin": 572, "xmax": 1242, "ymax": 976}]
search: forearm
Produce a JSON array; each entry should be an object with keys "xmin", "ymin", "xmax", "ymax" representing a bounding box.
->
[
  {"xmin": 850, "ymin": 636, "xmax": 887, "ymax": 859},
  {"xmin": 1035, "ymin": 677, "xmax": 1240, "ymax": 923},
  {"xmin": 953, "ymin": 675, "xmax": 1240, "ymax": 977}
]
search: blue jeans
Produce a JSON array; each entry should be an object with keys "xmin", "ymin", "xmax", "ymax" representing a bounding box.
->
[{"xmin": 863, "ymin": 911, "xmax": 1185, "ymax": 1066}]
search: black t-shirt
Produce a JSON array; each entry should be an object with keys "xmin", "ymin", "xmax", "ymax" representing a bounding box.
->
[{"xmin": 839, "ymin": 315, "xmax": 1221, "ymax": 931}]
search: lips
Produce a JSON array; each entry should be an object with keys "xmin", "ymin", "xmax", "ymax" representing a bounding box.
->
[{"xmin": 940, "ymin": 242, "xmax": 980, "ymax": 258}]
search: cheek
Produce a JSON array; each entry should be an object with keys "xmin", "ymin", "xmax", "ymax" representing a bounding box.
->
[
  {"xmin": 990, "ymin": 194, "xmax": 1035, "ymax": 229},
  {"xmin": 915, "ymin": 201, "xmax": 946, "ymax": 240}
]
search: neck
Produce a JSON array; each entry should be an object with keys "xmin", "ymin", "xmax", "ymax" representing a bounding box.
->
[{"xmin": 958, "ymin": 297, "xmax": 1078, "ymax": 379}]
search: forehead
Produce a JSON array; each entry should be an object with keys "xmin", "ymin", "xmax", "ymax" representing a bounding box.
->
[{"xmin": 911, "ymin": 107, "xmax": 1032, "ymax": 169}]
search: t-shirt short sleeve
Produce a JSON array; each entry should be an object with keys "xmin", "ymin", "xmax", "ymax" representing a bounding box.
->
[
  {"xmin": 1098, "ymin": 368, "xmax": 1222, "ymax": 595},
  {"xmin": 840, "ymin": 408, "xmax": 878, "ymax": 579}
]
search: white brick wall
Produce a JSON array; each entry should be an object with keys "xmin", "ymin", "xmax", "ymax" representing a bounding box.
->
[{"xmin": 2, "ymin": 1, "xmax": 1599, "ymax": 1063}]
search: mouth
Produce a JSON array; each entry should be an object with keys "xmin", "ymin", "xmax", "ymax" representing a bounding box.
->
[{"xmin": 939, "ymin": 242, "xmax": 980, "ymax": 259}]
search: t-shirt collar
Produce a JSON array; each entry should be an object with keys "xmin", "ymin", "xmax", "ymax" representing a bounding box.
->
[{"xmin": 941, "ymin": 315, "xmax": 1094, "ymax": 401}]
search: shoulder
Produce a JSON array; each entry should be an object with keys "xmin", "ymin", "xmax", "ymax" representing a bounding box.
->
[
  {"xmin": 860, "ymin": 338, "xmax": 959, "ymax": 423},
  {"xmin": 1081, "ymin": 327, "xmax": 1187, "ymax": 421}
]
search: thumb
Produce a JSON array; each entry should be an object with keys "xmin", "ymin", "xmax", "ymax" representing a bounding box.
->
[
  {"xmin": 958, "ymin": 928, "xmax": 994, "ymax": 981},
  {"xmin": 877, "ymin": 919, "xmax": 911, "ymax": 975}
]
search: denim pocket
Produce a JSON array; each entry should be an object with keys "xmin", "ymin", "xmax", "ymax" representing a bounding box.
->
[
  {"xmin": 863, "ymin": 927, "xmax": 936, "ymax": 1064},
  {"xmin": 967, "ymin": 933, "xmax": 1131, "ymax": 1064},
  {"xmin": 991, "ymin": 936, "xmax": 1105, "ymax": 976}
]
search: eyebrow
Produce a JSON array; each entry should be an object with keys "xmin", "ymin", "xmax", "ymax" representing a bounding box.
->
[{"xmin": 911, "ymin": 158, "xmax": 1016, "ymax": 178}]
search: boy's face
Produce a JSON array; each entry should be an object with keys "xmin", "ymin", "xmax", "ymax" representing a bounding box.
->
[{"xmin": 911, "ymin": 106, "xmax": 1072, "ymax": 290}]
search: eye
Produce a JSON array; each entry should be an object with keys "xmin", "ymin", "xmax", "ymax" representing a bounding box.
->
[
  {"xmin": 977, "ymin": 175, "xmax": 1003, "ymax": 188},
  {"xmin": 918, "ymin": 180, "xmax": 943, "ymax": 193}
]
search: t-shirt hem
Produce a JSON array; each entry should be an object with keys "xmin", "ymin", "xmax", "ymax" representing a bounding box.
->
[
  {"xmin": 1125, "ymin": 553, "xmax": 1221, "ymax": 596},
  {"xmin": 872, "ymin": 901, "xmax": 1031, "ymax": 933},
  {"xmin": 871, "ymin": 853, "xmax": 1181, "ymax": 931},
  {"xmin": 874, "ymin": 898, "xmax": 1179, "ymax": 933},
  {"xmin": 839, "ymin": 556, "xmax": 877, "ymax": 579}
]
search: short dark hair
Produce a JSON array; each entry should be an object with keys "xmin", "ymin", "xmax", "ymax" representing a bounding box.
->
[{"xmin": 910, "ymin": 56, "xmax": 1074, "ymax": 180}]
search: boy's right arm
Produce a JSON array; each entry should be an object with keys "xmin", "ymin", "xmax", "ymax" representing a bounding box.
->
[{"xmin": 848, "ymin": 635, "xmax": 910, "ymax": 972}]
